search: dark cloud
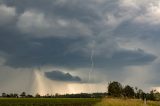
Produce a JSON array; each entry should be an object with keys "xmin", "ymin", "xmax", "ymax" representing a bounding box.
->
[
  {"xmin": 3, "ymin": 37, "xmax": 90, "ymax": 68},
  {"xmin": 0, "ymin": 23, "xmax": 157, "ymax": 69},
  {"xmin": 3, "ymin": 38, "xmax": 157, "ymax": 69},
  {"xmin": 45, "ymin": 70, "xmax": 81, "ymax": 82},
  {"xmin": 0, "ymin": 0, "xmax": 160, "ymax": 93},
  {"xmin": 92, "ymin": 49, "xmax": 156, "ymax": 70},
  {"xmin": 1, "ymin": 0, "xmax": 104, "ymax": 37},
  {"xmin": 0, "ymin": 27, "xmax": 156, "ymax": 68},
  {"xmin": 1, "ymin": 0, "xmax": 101, "ymax": 26},
  {"xmin": 107, "ymin": 49, "xmax": 157, "ymax": 66},
  {"xmin": 113, "ymin": 20, "xmax": 160, "ymax": 41},
  {"xmin": 0, "ymin": 0, "xmax": 157, "ymax": 69}
]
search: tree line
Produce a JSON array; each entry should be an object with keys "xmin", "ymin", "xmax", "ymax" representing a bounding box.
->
[
  {"xmin": 108, "ymin": 81, "xmax": 160, "ymax": 101},
  {"xmin": 0, "ymin": 92, "xmax": 107, "ymax": 98},
  {"xmin": 1, "ymin": 81, "xmax": 160, "ymax": 101}
]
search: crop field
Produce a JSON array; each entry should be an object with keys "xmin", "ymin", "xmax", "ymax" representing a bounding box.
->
[
  {"xmin": 0, "ymin": 98, "xmax": 160, "ymax": 106},
  {"xmin": 0, "ymin": 98, "xmax": 100, "ymax": 106},
  {"xmin": 95, "ymin": 98, "xmax": 160, "ymax": 106}
]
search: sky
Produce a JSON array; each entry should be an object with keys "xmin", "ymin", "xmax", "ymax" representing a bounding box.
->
[{"xmin": 0, "ymin": 0, "xmax": 160, "ymax": 95}]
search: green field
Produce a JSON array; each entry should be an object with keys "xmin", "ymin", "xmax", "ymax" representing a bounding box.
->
[
  {"xmin": 0, "ymin": 98, "xmax": 100, "ymax": 106},
  {"xmin": 0, "ymin": 98, "xmax": 160, "ymax": 106}
]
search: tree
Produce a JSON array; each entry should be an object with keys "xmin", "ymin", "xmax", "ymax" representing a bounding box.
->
[
  {"xmin": 9, "ymin": 93, "xmax": 14, "ymax": 98},
  {"xmin": 20, "ymin": 92, "xmax": 26, "ymax": 98},
  {"xmin": 2, "ymin": 93, "xmax": 6, "ymax": 97},
  {"xmin": 26, "ymin": 94, "xmax": 33, "ymax": 98},
  {"xmin": 35, "ymin": 93, "xmax": 41, "ymax": 98},
  {"xmin": 13, "ymin": 93, "xmax": 19, "ymax": 98},
  {"xmin": 148, "ymin": 90, "xmax": 156, "ymax": 101},
  {"xmin": 108, "ymin": 81, "xmax": 123, "ymax": 97},
  {"xmin": 123, "ymin": 85, "xmax": 135, "ymax": 98},
  {"xmin": 137, "ymin": 89, "xmax": 144, "ymax": 99}
]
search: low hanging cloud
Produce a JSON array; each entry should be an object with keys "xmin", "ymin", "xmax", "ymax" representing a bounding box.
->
[{"xmin": 45, "ymin": 70, "xmax": 81, "ymax": 82}]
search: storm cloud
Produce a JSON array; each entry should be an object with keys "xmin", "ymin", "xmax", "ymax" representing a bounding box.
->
[
  {"xmin": 0, "ymin": 0, "xmax": 160, "ymax": 94},
  {"xmin": 45, "ymin": 70, "xmax": 81, "ymax": 82}
]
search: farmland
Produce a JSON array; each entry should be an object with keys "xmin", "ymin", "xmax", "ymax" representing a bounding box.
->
[
  {"xmin": 0, "ymin": 98, "xmax": 100, "ymax": 106},
  {"xmin": 0, "ymin": 98, "xmax": 160, "ymax": 106}
]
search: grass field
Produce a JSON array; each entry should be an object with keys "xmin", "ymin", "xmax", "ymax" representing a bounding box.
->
[
  {"xmin": 0, "ymin": 98, "xmax": 100, "ymax": 106},
  {"xmin": 95, "ymin": 98, "xmax": 160, "ymax": 106},
  {"xmin": 0, "ymin": 98, "xmax": 160, "ymax": 106}
]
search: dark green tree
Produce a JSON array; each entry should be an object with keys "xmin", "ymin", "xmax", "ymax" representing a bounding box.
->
[
  {"xmin": 2, "ymin": 93, "xmax": 6, "ymax": 97},
  {"xmin": 135, "ymin": 88, "xmax": 144, "ymax": 99},
  {"xmin": 148, "ymin": 90, "xmax": 156, "ymax": 101},
  {"xmin": 35, "ymin": 93, "xmax": 41, "ymax": 98},
  {"xmin": 138, "ymin": 89, "xmax": 144, "ymax": 99},
  {"xmin": 13, "ymin": 93, "xmax": 19, "ymax": 98},
  {"xmin": 123, "ymin": 85, "xmax": 135, "ymax": 98},
  {"xmin": 20, "ymin": 92, "xmax": 26, "ymax": 98},
  {"xmin": 108, "ymin": 81, "xmax": 123, "ymax": 97}
]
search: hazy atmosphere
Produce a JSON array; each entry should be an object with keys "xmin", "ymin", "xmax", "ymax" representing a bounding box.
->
[{"xmin": 0, "ymin": 0, "xmax": 160, "ymax": 95}]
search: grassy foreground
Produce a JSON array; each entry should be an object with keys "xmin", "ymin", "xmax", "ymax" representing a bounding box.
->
[
  {"xmin": 0, "ymin": 98, "xmax": 160, "ymax": 106},
  {"xmin": 94, "ymin": 98, "xmax": 160, "ymax": 106},
  {"xmin": 0, "ymin": 98, "xmax": 100, "ymax": 106}
]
